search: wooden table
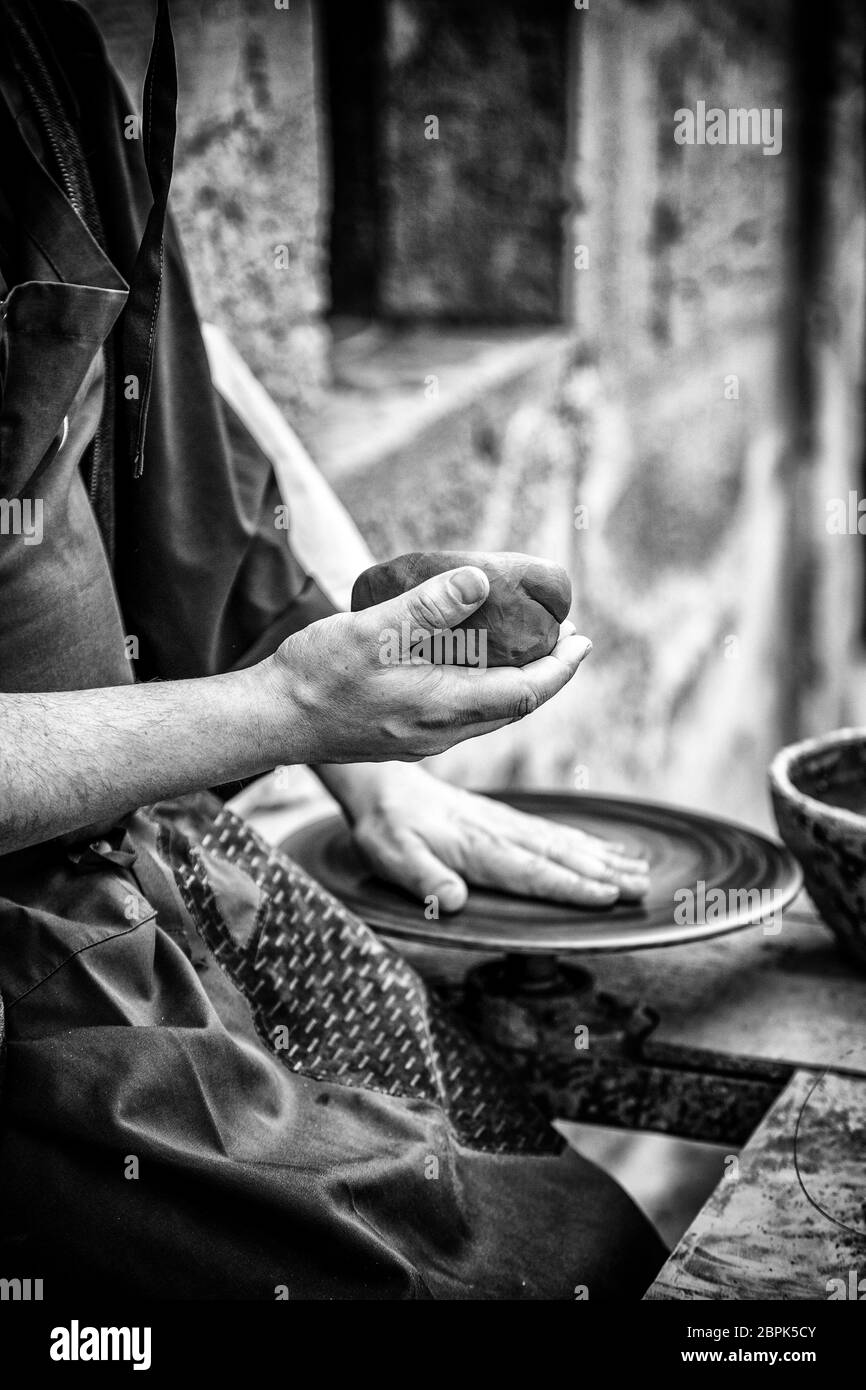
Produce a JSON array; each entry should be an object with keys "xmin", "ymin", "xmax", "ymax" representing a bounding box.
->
[
  {"xmin": 585, "ymin": 899, "xmax": 866, "ymax": 1300},
  {"xmin": 645, "ymin": 1068, "xmax": 866, "ymax": 1299}
]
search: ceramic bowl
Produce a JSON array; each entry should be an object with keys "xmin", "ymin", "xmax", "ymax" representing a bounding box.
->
[{"xmin": 769, "ymin": 728, "xmax": 866, "ymax": 969}]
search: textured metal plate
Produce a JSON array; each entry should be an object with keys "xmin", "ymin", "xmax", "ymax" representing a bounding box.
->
[{"xmin": 282, "ymin": 791, "xmax": 802, "ymax": 954}]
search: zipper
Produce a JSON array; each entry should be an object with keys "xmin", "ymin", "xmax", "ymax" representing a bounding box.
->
[{"xmin": 7, "ymin": 13, "xmax": 85, "ymax": 220}]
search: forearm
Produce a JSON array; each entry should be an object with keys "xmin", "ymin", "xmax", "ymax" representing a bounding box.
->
[{"xmin": 0, "ymin": 665, "xmax": 281, "ymax": 855}]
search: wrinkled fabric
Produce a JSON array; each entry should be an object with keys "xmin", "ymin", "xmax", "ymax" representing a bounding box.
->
[
  {"xmin": 0, "ymin": 794, "xmax": 664, "ymax": 1300},
  {"xmin": 0, "ymin": 0, "xmax": 337, "ymax": 689},
  {"xmin": 0, "ymin": 68, "xmax": 131, "ymax": 692}
]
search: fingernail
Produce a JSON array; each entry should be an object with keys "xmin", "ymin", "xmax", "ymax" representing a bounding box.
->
[
  {"xmin": 449, "ymin": 567, "xmax": 487, "ymax": 604},
  {"xmin": 590, "ymin": 882, "xmax": 619, "ymax": 903},
  {"xmin": 608, "ymin": 852, "xmax": 650, "ymax": 871},
  {"xmin": 576, "ymin": 637, "xmax": 593, "ymax": 663},
  {"xmin": 435, "ymin": 880, "xmax": 466, "ymax": 913},
  {"xmin": 619, "ymin": 874, "xmax": 650, "ymax": 896}
]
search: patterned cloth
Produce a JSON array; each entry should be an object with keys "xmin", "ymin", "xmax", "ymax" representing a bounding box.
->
[{"xmin": 167, "ymin": 806, "xmax": 560, "ymax": 1156}]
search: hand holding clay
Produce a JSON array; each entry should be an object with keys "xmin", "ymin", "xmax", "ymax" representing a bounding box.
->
[{"xmin": 351, "ymin": 550, "xmax": 572, "ymax": 667}]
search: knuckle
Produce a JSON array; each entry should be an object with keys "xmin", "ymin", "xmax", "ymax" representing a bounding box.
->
[
  {"xmin": 524, "ymin": 848, "xmax": 553, "ymax": 880},
  {"xmin": 409, "ymin": 589, "xmax": 448, "ymax": 633},
  {"xmin": 462, "ymin": 823, "xmax": 492, "ymax": 863},
  {"xmin": 536, "ymin": 832, "xmax": 561, "ymax": 864},
  {"xmin": 509, "ymin": 685, "xmax": 542, "ymax": 721}
]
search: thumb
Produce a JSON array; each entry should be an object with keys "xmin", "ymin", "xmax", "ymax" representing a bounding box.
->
[{"xmin": 379, "ymin": 565, "xmax": 490, "ymax": 637}]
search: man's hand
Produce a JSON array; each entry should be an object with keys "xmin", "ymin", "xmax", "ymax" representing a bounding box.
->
[
  {"xmin": 316, "ymin": 763, "xmax": 650, "ymax": 910},
  {"xmin": 265, "ymin": 565, "xmax": 592, "ymax": 765},
  {"xmin": 0, "ymin": 566, "xmax": 591, "ymax": 857}
]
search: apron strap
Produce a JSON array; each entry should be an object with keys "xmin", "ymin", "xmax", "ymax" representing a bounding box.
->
[{"xmin": 120, "ymin": 0, "xmax": 178, "ymax": 481}]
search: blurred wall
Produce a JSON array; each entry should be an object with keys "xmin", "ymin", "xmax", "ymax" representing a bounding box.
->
[
  {"xmin": 559, "ymin": 0, "xmax": 865, "ymax": 826},
  {"xmin": 325, "ymin": 0, "xmax": 866, "ymax": 828},
  {"xmin": 556, "ymin": 0, "xmax": 806, "ymax": 824},
  {"xmin": 84, "ymin": 0, "xmax": 330, "ymax": 428}
]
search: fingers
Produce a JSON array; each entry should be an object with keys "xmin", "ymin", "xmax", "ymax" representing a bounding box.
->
[
  {"xmin": 480, "ymin": 799, "xmax": 649, "ymax": 886},
  {"xmin": 366, "ymin": 569, "xmax": 589, "ymax": 722},
  {"xmin": 574, "ymin": 830, "xmax": 648, "ymax": 876},
  {"xmin": 426, "ymin": 630, "xmax": 594, "ymax": 727},
  {"xmin": 355, "ymin": 824, "xmax": 468, "ymax": 913},
  {"xmin": 455, "ymin": 832, "xmax": 623, "ymax": 907},
  {"xmin": 507, "ymin": 815, "xmax": 648, "ymax": 899},
  {"xmin": 517, "ymin": 629, "xmax": 593, "ymax": 704},
  {"xmin": 370, "ymin": 566, "xmax": 490, "ymax": 645}
]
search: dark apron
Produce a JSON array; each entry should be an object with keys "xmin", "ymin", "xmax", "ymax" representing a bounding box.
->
[{"xmin": 0, "ymin": 793, "xmax": 664, "ymax": 1299}]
